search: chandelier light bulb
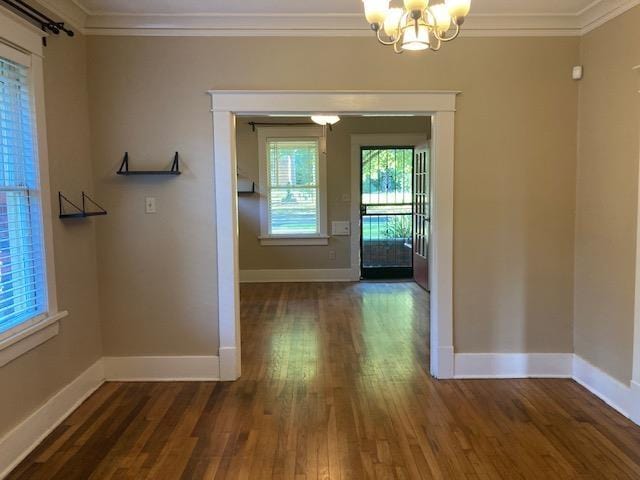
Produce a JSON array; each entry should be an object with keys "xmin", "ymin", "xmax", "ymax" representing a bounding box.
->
[
  {"xmin": 401, "ymin": 21, "xmax": 430, "ymax": 51},
  {"xmin": 445, "ymin": 0, "xmax": 471, "ymax": 20},
  {"xmin": 428, "ymin": 3, "xmax": 452, "ymax": 34},
  {"xmin": 403, "ymin": 0, "xmax": 429, "ymax": 13},
  {"xmin": 383, "ymin": 8, "xmax": 405, "ymax": 37},
  {"xmin": 362, "ymin": 0, "xmax": 390, "ymax": 26}
]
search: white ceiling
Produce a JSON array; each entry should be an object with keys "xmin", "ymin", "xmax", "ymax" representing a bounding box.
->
[
  {"xmin": 38, "ymin": 0, "xmax": 640, "ymax": 36},
  {"xmin": 75, "ymin": 0, "xmax": 596, "ymax": 16}
]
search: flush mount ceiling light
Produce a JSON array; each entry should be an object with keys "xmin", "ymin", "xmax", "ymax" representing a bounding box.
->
[
  {"xmin": 362, "ymin": 0, "xmax": 471, "ymax": 53},
  {"xmin": 311, "ymin": 115, "xmax": 341, "ymax": 126}
]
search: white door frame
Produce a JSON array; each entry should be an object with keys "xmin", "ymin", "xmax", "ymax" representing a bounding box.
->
[
  {"xmin": 209, "ymin": 91, "xmax": 458, "ymax": 380},
  {"xmin": 350, "ymin": 133, "xmax": 429, "ymax": 281},
  {"xmin": 632, "ymin": 65, "xmax": 640, "ymax": 423}
]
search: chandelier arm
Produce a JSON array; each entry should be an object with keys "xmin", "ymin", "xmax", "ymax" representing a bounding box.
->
[
  {"xmin": 429, "ymin": 35, "xmax": 442, "ymax": 52},
  {"xmin": 432, "ymin": 22, "xmax": 461, "ymax": 43},
  {"xmin": 376, "ymin": 28, "xmax": 400, "ymax": 46},
  {"xmin": 393, "ymin": 41, "xmax": 404, "ymax": 54}
]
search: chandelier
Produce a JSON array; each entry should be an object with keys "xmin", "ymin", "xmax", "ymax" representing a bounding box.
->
[{"xmin": 362, "ymin": 0, "xmax": 471, "ymax": 53}]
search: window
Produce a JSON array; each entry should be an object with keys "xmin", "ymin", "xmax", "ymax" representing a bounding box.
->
[
  {"xmin": 257, "ymin": 126, "xmax": 327, "ymax": 246},
  {"xmin": 0, "ymin": 54, "xmax": 47, "ymax": 340}
]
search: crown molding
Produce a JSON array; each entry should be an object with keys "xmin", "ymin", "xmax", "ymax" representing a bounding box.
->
[
  {"xmin": 74, "ymin": 13, "xmax": 587, "ymax": 37},
  {"xmin": 579, "ymin": 0, "xmax": 640, "ymax": 34},
  {"xmin": 34, "ymin": 0, "xmax": 640, "ymax": 38}
]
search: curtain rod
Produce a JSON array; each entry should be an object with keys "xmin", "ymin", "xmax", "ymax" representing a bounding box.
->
[
  {"xmin": 247, "ymin": 122, "xmax": 333, "ymax": 132},
  {"xmin": 0, "ymin": 0, "xmax": 74, "ymax": 43}
]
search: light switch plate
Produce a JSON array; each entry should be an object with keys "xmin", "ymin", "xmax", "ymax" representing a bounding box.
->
[
  {"xmin": 145, "ymin": 197, "xmax": 157, "ymax": 214},
  {"xmin": 331, "ymin": 221, "xmax": 350, "ymax": 236}
]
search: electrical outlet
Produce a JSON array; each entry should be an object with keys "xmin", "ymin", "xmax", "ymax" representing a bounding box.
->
[
  {"xmin": 145, "ymin": 197, "xmax": 157, "ymax": 214},
  {"xmin": 328, "ymin": 250, "xmax": 336, "ymax": 260}
]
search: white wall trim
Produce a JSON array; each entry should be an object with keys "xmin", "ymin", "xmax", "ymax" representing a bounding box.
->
[
  {"xmin": 209, "ymin": 91, "xmax": 459, "ymax": 114},
  {"xmin": 0, "ymin": 354, "xmax": 224, "ymax": 478},
  {"xmin": 580, "ymin": 0, "xmax": 640, "ymax": 34},
  {"xmin": 0, "ymin": 8, "xmax": 44, "ymax": 56},
  {"xmin": 218, "ymin": 347, "xmax": 238, "ymax": 382},
  {"xmin": 240, "ymin": 268, "xmax": 355, "ymax": 283},
  {"xmin": 454, "ymin": 353, "xmax": 574, "ymax": 379},
  {"xmin": 349, "ymin": 133, "xmax": 429, "ymax": 282},
  {"xmin": 632, "ymin": 64, "xmax": 640, "ymax": 426},
  {"xmin": 258, "ymin": 236, "xmax": 330, "ymax": 247},
  {"xmin": 573, "ymin": 355, "xmax": 633, "ymax": 419},
  {"xmin": 0, "ymin": 313, "xmax": 68, "ymax": 368},
  {"xmin": 1, "ymin": 352, "xmax": 639, "ymax": 479},
  {"xmin": 631, "ymin": 380, "xmax": 640, "ymax": 424},
  {"xmin": 102, "ymin": 356, "xmax": 220, "ymax": 381},
  {"xmin": 454, "ymin": 352, "xmax": 639, "ymax": 427},
  {"xmin": 48, "ymin": 1, "xmax": 640, "ymax": 37},
  {"xmin": 0, "ymin": 359, "xmax": 104, "ymax": 480},
  {"xmin": 210, "ymin": 90, "xmax": 457, "ymax": 380},
  {"xmin": 212, "ymin": 110, "xmax": 242, "ymax": 381}
]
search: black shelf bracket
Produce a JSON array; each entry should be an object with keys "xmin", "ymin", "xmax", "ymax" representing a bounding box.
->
[
  {"xmin": 117, "ymin": 152, "xmax": 181, "ymax": 176},
  {"xmin": 237, "ymin": 184, "xmax": 256, "ymax": 195},
  {"xmin": 237, "ymin": 175, "xmax": 256, "ymax": 195},
  {"xmin": 59, "ymin": 192, "xmax": 107, "ymax": 219}
]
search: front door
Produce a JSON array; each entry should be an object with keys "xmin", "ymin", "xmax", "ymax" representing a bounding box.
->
[
  {"xmin": 413, "ymin": 143, "xmax": 430, "ymax": 290},
  {"xmin": 360, "ymin": 146, "xmax": 414, "ymax": 279}
]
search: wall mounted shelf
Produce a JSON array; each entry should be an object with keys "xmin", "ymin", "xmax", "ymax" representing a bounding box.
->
[
  {"xmin": 59, "ymin": 192, "xmax": 107, "ymax": 219},
  {"xmin": 237, "ymin": 175, "xmax": 256, "ymax": 195},
  {"xmin": 117, "ymin": 152, "xmax": 181, "ymax": 176}
]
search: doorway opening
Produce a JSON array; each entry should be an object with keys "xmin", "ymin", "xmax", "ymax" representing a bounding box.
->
[
  {"xmin": 360, "ymin": 146, "xmax": 415, "ymax": 280},
  {"xmin": 210, "ymin": 90, "xmax": 457, "ymax": 381}
]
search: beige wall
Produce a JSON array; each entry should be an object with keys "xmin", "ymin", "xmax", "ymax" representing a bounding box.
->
[
  {"xmin": 236, "ymin": 116, "xmax": 429, "ymax": 271},
  {"xmin": 574, "ymin": 6, "xmax": 640, "ymax": 383},
  {"xmin": 86, "ymin": 35, "xmax": 579, "ymax": 356},
  {"xmin": 0, "ymin": 34, "xmax": 102, "ymax": 437}
]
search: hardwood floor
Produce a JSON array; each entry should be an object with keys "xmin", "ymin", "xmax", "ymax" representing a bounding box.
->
[{"xmin": 8, "ymin": 282, "xmax": 640, "ymax": 479}]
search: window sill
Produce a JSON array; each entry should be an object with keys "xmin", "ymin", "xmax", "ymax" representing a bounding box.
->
[
  {"xmin": 0, "ymin": 311, "xmax": 69, "ymax": 368},
  {"xmin": 259, "ymin": 235, "xmax": 330, "ymax": 246}
]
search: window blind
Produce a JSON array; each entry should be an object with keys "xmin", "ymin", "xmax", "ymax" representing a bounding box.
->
[
  {"xmin": 0, "ymin": 55, "xmax": 46, "ymax": 336},
  {"xmin": 267, "ymin": 139, "xmax": 319, "ymax": 235}
]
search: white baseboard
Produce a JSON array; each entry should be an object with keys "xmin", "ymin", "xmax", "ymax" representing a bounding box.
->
[
  {"xmin": 572, "ymin": 355, "xmax": 633, "ymax": 419},
  {"xmin": 103, "ymin": 356, "xmax": 220, "ymax": 381},
  {"xmin": 0, "ymin": 359, "xmax": 105, "ymax": 480},
  {"xmin": 453, "ymin": 352, "xmax": 639, "ymax": 427},
  {"xmin": 2, "ymin": 351, "xmax": 638, "ymax": 480},
  {"xmin": 631, "ymin": 381, "xmax": 640, "ymax": 425},
  {"xmin": 454, "ymin": 353, "xmax": 574, "ymax": 379},
  {"xmin": 218, "ymin": 347, "xmax": 240, "ymax": 381},
  {"xmin": 432, "ymin": 346, "xmax": 454, "ymax": 379},
  {"xmin": 240, "ymin": 268, "xmax": 357, "ymax": 283}
]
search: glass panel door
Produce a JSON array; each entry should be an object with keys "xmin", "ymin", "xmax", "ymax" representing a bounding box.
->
[{"xmin": 360, "ymin": 147, "xmax": 414, "ymax": 279}]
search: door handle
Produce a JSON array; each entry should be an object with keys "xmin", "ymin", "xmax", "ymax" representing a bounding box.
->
[{"xmin": 360, "ymin": 205, "xmax": 367, "ymax": 215}]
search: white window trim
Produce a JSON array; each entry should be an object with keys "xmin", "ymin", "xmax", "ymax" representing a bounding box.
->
[
  {"xmin": 256, "ymin": 125, "xmax": 328, "ymax": 246},
  {"xmin": 0, "ymin": 9, "xmax": 68, "ymax": 366}
]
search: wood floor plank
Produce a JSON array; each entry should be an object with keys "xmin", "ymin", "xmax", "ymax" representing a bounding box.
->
[{"xmin": 7, "ymin": 282, "xmax": 640, "ymax": 479}]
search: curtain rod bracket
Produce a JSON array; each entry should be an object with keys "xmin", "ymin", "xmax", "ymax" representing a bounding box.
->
[{"xmin": 0, "ymin": 0, "xmax": 74, "ymax": 41}]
